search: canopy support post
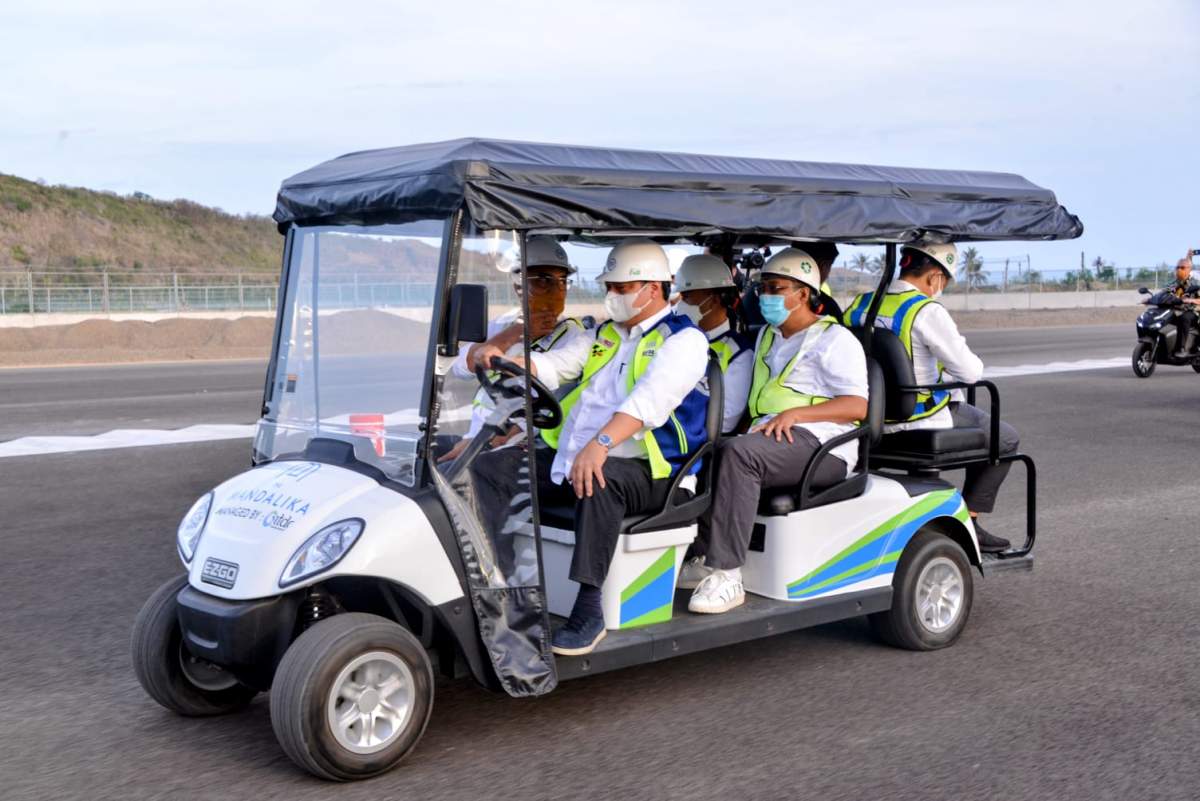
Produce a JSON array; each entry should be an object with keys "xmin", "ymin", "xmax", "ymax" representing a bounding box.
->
[{"xmin": 859, "ymin": 243, "xmax": 897, "ymax": 357}]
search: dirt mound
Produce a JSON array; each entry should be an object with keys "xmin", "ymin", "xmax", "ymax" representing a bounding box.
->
[
  {"xmin": 0, "ymin": 317, "xmax": 276, "ymax": 366},
  {"xmin": 0, "ymin": 310, "xmax": 434, "ymax": 367}
]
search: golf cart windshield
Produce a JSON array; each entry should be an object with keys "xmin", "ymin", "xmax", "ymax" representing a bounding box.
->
[{"xmin": 254, "ymin": 220, "xmax": 445, "ymax": 486}]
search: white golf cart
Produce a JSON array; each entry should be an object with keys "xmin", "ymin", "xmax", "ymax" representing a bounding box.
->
[{"xmin": 131, "ymin": 139, "xmax": 1082, "ymax": 781}]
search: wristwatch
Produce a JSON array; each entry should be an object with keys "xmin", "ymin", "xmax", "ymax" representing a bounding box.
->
[{"xmin": 596, "ymin": 433, "xmax": 614, "ymax": 450}]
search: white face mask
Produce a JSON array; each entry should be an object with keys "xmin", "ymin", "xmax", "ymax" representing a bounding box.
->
[
  {"xmin": 605, "ymin": 285, "xmax": 650, "ymax": 323},
  {"xmin": 673, "ymin": 295, "xmax": 714, "ymax": 327}
]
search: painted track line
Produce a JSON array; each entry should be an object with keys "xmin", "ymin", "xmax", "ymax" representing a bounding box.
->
[{"xmin": 0, "ymin": 359, "xmax": 1131, "ymax": 458}]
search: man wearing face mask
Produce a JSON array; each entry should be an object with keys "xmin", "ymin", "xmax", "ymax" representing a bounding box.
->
[
  {"xmin": 843, "ymin": 242, "xmax": 1016, "ymax": 553},
  {"xmin": 685, "ymin": 249, "xmax": 868, "ymax": 613},
  {"xmin": 470, "ymin": 238, "xmax": 710, "ymax": 655},
  {"xmin": 439, "ymin": 237, "xmax": 587, "ymax": 463},
  {"xmin": 673, "ymin": 254, "xmax": 754, "ymax": 434}
]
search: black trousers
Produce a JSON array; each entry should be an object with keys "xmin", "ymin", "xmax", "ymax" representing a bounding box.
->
[
  {"xmin": 1177, "ymin": 311, "xmax": 1198, "ymax": 352},
  {"xmin": 949, "ymin": 402, "xmax": 1019, "ymax": 514},
  {"xmin": 470, "ymin": 447, "xmax": 676, "ymax": 588}
]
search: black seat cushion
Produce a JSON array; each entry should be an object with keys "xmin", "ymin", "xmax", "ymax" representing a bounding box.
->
[
  {"xmin": 758, "ymin": 472, "xmax": 868, "ymax": 516},
  {"xmin": 877, "ymin": 427, "xmax": 986, "ymax": 455}
]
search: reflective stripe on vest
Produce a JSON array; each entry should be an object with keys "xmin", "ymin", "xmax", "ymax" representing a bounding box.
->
[
  {"xmin": 843, "ymin": 290, "xmax": 949, "ymax": 422},
  {"xmin": 747, "ymin": 317, "xmax": 838, "ymax": 424},
  {"xmin": 708, "ymin": 330, "xmax": 748, "ymax": 372},
  {"xmin": 541, "ymin": 317, "xmax": 706, "ymax": 479}
]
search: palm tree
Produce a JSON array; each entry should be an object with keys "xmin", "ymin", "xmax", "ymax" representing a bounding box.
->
[
  {"xmin": 850, "ymin": 253, "xmax": 873, "ymax": 274},
  {"xmin": 961, "ymin": 246, "xmax": 988, "ymax": 288}
]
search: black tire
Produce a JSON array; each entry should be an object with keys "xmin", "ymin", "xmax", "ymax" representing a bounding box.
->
[
  {"xmin": 131, "ymin": 575, "xmax": 258, "ymax": 716},
  {"xmin": 1132, "ymin": 341, "xmax": 1156, "ymax": 378},
  {"xmin": 869, "ymin": 529, "xmax": 974, "ymax": 651},
  {"xmin": 269, "ymin": 613, "xmax": 434, "ymax": 781},
  {"xmin": 1191, "ymin": 358, "xmax": 1200, "ymax": 374}
]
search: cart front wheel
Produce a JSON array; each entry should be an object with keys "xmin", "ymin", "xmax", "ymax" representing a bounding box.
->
[
  {"xmin": 131, "ymin": 575, "xmax": 258, "ymax": 716},
  {"xmin": 869, "ymin": 529, "xmax": 974, "ymax": 651},
  {"xmin": 269, "ymin": 613, "xmax": 433, "ymax": 781},
  {"xmin": 1132, "ymin": 341, "xmax": 1156, "ymax": 377}
]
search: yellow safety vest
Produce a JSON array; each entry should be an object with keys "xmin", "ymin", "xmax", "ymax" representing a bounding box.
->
[{"xmin": 747, "ymin": 316, "xmax": 838, "ymax": 424}]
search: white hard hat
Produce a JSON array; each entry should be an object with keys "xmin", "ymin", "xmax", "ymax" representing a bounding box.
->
[
  {"xmin": 597, "ymin": 238, "xmax": 672, "ymax": 283},
  {"xmin": 761, "ymin": 248, "xmax": 822, "ymax": 292},
  {"xmin": 903, "ymin": 242, "xmax": 958, "ymax": 280},
  {"xmin": 674, "ymin": 254, "xmax": 735, "ymax": 292},
  {"xmin": 514, "ymin": 236, "xmax": 575, "ymax": 275}
]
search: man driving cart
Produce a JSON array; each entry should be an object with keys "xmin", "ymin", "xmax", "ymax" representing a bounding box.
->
[{"xmin": 470, "ymin": 238, "xmax": 710, "ymax": 656}]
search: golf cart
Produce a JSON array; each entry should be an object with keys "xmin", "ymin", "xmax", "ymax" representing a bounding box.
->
[{"xmin": 131, "ymin": 139, "xmax": 1082, "ymax": 781}]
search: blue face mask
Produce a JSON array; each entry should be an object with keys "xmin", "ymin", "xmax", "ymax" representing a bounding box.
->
[{"xmin": 758, "ymin": 293, "xmax": 793, "ymax": 326}]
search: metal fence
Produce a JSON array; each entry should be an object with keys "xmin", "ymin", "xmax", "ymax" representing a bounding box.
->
[
  {"xmin": 0, "ymin": 271, "xmax": 281, "ymax": 315},
  {"xmin": 0, "ymin": 271, "xmax": 607, "ymax": 316},
  {"xmin": 826, "ymin": 264, "xmax": 1183, "ymax": 296}
]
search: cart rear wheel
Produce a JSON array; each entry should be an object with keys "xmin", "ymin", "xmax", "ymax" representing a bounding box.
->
[
  {"xmin": 1132, "ymin": 342, "xmax": 1156, "ymax": 377},
  {"xmin": 1191, "ymin": 357, "xmax": 1200, "ymax": 374},
  {"xmin": 131, "ymin": 575, "xmax": 257, "ymax": 716},
  {"xmin": 269, "ymin": 613, "xmax": 433, "ymax": 781},
  {"xmin": 869, "ymin": 529, "xmax": 974, "ymax": 651}
]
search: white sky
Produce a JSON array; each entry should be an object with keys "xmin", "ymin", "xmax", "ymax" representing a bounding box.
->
[{"xmin": 2, "ymin": 0, "xmax": 1197, "ymax": 271}]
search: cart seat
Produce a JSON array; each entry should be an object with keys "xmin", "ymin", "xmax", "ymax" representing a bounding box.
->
[
  {"xmin": 852, "ymin": 325, "xmax": 991, "ymax": 468},
  {"xmin": 878, "ymin": 427, "xmax": 986, "ymax": 455},
  {"xmin": 757, "ymin": 357, "xmax": 884, "ymax": 516},
  {"xmin": 539, "ymin": 492, "xmax": 695, "ymax": 535}
]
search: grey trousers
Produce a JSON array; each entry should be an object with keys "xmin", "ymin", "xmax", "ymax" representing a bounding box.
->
[
  {"xmin": 950, "ymin": 401, "xmax": 1020, "ymax": 514},
  {"xmin": 698, "ymin": 429, "xmax": 847, "ymax": 571}
]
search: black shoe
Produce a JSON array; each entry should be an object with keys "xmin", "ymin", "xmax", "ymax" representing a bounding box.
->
[
  {"xmin": 973, "ymin": 521, "xmax": 1010, "ymax": 553},
  {"xmin": 551, "ymin": 609, "xmax": 606, "ymax": 656}
]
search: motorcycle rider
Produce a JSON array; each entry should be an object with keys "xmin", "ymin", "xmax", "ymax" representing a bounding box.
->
[
  {"xmin": 843, "ymin": 243, "xmax": 1015, "ymax": 553},
  {"xmin": 1169, "ymin": 255, "xmax": 1200, "ymax": 357}
]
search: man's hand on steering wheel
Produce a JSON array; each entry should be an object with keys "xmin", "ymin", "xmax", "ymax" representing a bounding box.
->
[{"xmin": 474, "ymin": 357, "xmax": 563, "ymax": 430}]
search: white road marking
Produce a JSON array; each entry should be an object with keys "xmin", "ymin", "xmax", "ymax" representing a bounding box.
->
[
  {"xmin": 0, "ymin": 406, "xmax": 475, "ymax": 458},
  {"xmin": 0, "ymin": 424, "xmax": 256, "ymax": 458},
  {"xmin": 0, "ymin": 357, "xmax": 1133, "ymax": 459},
  {"xmin": 984, "ymin": 357, "xmax": 1128, "ymax": 378}
]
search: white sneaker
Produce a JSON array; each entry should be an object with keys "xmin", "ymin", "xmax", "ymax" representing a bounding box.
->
[
  {"xmin": 677, "ymin": 555, "xmax": 713, "ymax": 590},
  {"xmin": 688, "ymin": 568, "xmax": 745, "ymax": 614}
]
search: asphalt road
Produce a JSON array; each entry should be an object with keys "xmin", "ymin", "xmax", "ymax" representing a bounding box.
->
[
  {"xmin": 0, "ymin": 324, "xmax": 1132, "ymax": 441},
  {"xmin": 3, "ymin": 325, "xmax": 1199, "ymax": 800}
]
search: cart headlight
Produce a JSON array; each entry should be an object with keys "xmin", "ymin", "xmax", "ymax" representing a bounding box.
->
[
  {"xmin": 177, "ymin": 493, "xmax": 213, "ymax": 563},
  {"xmin": 279, "ymin": 519, "xmax": 364, "ymax": 587}
]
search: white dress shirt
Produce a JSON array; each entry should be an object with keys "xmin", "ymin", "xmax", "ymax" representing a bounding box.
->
[
  {"xmin": 880, "ymin": 280, "xmax": 984, "ymax": 433},
  {"xmin": 705, "ymin": 320, "xmax": 753, "ymax": 434},
  {"xmin": 529, "ymin": 305, "xmax": 710, "ymax": 484},
  {"xmin": 451, "ymin": 310, "xmax": 588, "ymax": 439},
  {"xmin": 754, "ymin": 320, "xmax": 868, "ymax": 475}
]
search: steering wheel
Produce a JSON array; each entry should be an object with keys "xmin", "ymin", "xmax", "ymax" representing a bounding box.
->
[{"xmin": 474, "ymin": 357, "xmax": 563, "ymax": 430}]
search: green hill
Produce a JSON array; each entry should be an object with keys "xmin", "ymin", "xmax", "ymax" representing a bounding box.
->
[{"xmin": 0, "ymin": 174, "xmax": 281, "ymax": 271}]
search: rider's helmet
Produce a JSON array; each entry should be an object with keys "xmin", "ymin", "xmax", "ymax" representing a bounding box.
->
[
  {"xmin": 674, "ymin": 254, "xmax": 736, "ymax": 292},
  {"xmin": 598, "ymin": 238, "xmax": 672, "ymax": 283},
  {"xmin": 902, "ymin": 242, "xmax": 959, "ymax": 281}
]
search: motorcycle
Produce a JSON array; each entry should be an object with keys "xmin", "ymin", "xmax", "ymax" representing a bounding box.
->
[{"xmin": 1132, "ymin": 287, "xmax": 1200, "ymax": 377}]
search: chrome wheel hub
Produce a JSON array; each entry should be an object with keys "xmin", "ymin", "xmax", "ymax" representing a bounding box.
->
[
  {"xmin": 915, "ymin": 557, "xmax": 964, "ymax": 634},
  {"xmin": 327, "ymin": 651, "xmax": 415, "ymax": 754}
]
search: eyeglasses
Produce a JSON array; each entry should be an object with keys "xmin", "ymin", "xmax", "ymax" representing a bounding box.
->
[
  {"xmin": 753, "ymin": 281, "xmax": 800, "ymax": 297},
  {"xmin": 519, "ymin": 275, "xmax": 573, "ymax": 295}
]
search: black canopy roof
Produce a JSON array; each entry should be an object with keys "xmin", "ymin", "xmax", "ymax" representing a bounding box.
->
[{"xmin": 274, "ymin": 137, "xmax": 1083, "ymax": 243}]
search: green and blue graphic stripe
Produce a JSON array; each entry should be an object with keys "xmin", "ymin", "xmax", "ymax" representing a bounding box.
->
[
  {"xmin": 787, "ymin": 490, "xmax": 967, "ymax": 599},
  {"xmin": 619, "ymin": 546, "xmax": 677, "ymax": 628}
]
